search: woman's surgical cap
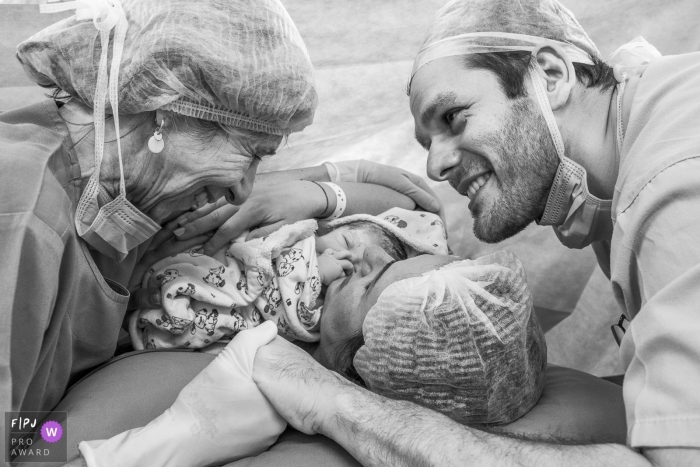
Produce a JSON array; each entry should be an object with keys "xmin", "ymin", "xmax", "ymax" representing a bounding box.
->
[
  {"xmin": 354, "ymin": 251, "xmax": 547, "ymax": 426},
  {"xmin": 412, "ymin": 0, "xmax": 600, "ymax": 79},
  {"xmin": 17, "ymin": 0, "xmax": 317, "ymax": 135}
]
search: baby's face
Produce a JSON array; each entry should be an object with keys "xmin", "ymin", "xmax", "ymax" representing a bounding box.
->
[{"xmin": 316, "ymin": 226, "xmax": 383, "ymax": 254}]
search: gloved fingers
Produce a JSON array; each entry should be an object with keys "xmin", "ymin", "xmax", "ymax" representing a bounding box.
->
[
  {"xmin": 173, "ymin": 201, "xmax": 239, "ymax": 241},
  {"xmin": 225, "ymin": 321, "xmax": 278, "ymax": 356},
  {"xmin": 127, "ymin": 287, "xmax": 162, "ymax": 311},
  {"xmin": 332, "ymin": 159, "xmax": 362, "ymax": 182},
  {"xmin": 399, "ymin": 173, "xmax": 443, "ymax": 214}
]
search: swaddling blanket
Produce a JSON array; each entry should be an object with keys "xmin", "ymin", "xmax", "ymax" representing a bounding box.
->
[{"xmin": 131, "ymin": 220, "xmax": 323, "ymax": 349}]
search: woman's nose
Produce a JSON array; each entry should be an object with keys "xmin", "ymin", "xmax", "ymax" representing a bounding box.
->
[
  {"xmin": 228, "ymin": 157, "xmax": 259, "ymax": 205},
  {"xmin": 361, "ymin": 245, "xmax": 393, "ymax": 275},
  {"xmin": 427, "ymin": 143, "xmax": 462, "ymax": 182}
]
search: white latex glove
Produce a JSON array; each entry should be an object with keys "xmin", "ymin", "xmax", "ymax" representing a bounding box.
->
[
  {"xmin": 325, "ymin": 160, "xmax": 446, "ymax": 224},
  {"xmin": 78, "ymin": 321, "xmax": 285, "ymax": 467}
]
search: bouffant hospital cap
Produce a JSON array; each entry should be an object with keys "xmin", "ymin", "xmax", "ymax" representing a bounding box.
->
[
  {"xmin": 412, "ymin": 0, "xmax": 600, "ymax": 79},
  {"xmin": 354, "ymin": 251, "xmax": 547, "ymax": 425},
  {"xmin": 17, "ymin": 0, "xmax": 317, "ymax": 135}
]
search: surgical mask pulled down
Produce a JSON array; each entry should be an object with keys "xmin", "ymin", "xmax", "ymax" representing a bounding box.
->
[
  {"xmin": 530, "ymin": 64, "xmax": 614, "ymax": 249},
  {"xmin": 71, "ymin": 1, "xmax": 161, "ymax": 262}
]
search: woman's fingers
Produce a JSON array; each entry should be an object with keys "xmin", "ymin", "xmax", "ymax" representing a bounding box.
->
[
  {"xmin": 127, "ymin": 287, "xmax": 162, "ymax": 311},
  {"xmin": 203, "ymin": 207, "xmax": 262, "ymax": 255},
  {"xmin": 179, "ymin": 197, "xmax": 229, "ymax": 225},
  {"xmin": 174, "ymin": 203, "xmax": 240, "ymax": 240},
  {"xmin": 245, "ymin": 221, "xmax": 286, "ymax": 241}
]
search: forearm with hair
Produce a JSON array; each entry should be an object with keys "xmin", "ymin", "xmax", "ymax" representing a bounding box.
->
[{"xmin": 322, "ymin": 383, "xmax": 649, "ymax": 467}]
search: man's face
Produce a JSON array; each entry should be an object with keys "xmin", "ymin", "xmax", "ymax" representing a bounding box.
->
[{"xmin": 410, "ymin": 56, "xmax": 559, "ymax": 243}]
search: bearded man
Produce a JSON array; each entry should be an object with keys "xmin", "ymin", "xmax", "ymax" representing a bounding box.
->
[{"xmin": 250, "ymin": 0, "xmax": 700, "ymax": 465}]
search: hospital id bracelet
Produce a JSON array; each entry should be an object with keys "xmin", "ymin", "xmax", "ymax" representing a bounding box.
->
[{"xmin": 319, "ymin": 182, "xmax": 346, "ymax": 220}]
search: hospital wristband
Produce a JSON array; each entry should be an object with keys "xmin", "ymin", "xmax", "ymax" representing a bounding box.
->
[{"xmin": 318, "ymin": 182, "xmax": 346, "ymax": 220}]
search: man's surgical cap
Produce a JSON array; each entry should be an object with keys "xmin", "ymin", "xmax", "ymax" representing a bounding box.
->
[
  {"xmin": 354, "ymin": 251, "xmax": 547, "ymax": 425},
  {"xmin": 17, "ymin": 0, "xmax": 317, "ymax": 135},
  {"xmin": 412, "ymin": 0, "xmax": 600, "ymax": 79}
]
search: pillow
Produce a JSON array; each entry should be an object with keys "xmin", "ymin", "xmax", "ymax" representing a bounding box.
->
[{"xmin": 55, "ymin": 352, "xmax": 626, "ymax": 465}]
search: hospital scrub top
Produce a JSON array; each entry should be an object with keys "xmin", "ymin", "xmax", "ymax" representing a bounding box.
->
[
  {"xmin": 0, "ymin": 100, "xmax": 148, "ymax": 416},
  {"xmin": 592, "ymin": 51, "xmax": 700, "ymax": 449}
]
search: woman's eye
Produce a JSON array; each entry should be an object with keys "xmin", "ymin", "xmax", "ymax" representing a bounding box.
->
[{"xmin": 445, "ymin": 109, "xmax": 463, "ymax": 126}]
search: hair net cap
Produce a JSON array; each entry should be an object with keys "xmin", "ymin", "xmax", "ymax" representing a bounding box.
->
[
  {"xmin": 354, "ymin": 251, "xmax": 547, "ymax": 426},
  {"xmin": 17, "ymin": 0, "xmax": 317, "ymax": 135},
  {"xmin": 412, "ymin": 0, "xmax": 600, "ymax": 79}
]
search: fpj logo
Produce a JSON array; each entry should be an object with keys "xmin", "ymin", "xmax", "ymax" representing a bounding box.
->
[{"xmin": 5, "ymin": 411, "xmax": 68, "ymax": 463}]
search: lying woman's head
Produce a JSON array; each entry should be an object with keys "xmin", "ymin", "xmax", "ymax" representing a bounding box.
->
[
  {"xmin": 316, "ymin": 249, "xmax": 547, "ymax": 426},
  {"xmin": 17, "ymin": 0, "xmax": 316, "ymax": 223}
]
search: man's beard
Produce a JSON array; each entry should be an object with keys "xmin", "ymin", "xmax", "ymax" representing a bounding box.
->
[{"xmin": 471, "ymin": 97, "xmax": 560, "ymax": 243}]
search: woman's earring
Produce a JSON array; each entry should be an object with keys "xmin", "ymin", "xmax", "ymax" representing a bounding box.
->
[{"xmin": 148, "ymin": 120, "xmax": 165, "ymax": 154}]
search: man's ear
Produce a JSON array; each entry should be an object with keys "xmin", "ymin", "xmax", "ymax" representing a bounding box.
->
[{"xmin": 532, "ymin": 42, "xmax": 576, "ymax": 111}]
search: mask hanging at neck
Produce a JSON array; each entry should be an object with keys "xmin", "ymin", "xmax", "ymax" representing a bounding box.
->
[
  {"xmin": 44, "ymin": 0, "xmax": 161, "ymax": 261},
  {"xmin": 529, "ymin": 64, "xmax": 613, "ymax": 249}
]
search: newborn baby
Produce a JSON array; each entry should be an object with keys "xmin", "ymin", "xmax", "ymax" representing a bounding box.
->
[
  {"xmin": 129, "ymin": 207, "xmax": 448, "ymax": 351},
  {"xmin": 78, "ymin": 249, "xmax": 546, "ymax": 467}
]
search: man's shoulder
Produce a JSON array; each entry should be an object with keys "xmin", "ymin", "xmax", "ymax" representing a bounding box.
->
[{"xmin": 616, "ymin": 52, "xmax": 700, "ymax": 215}]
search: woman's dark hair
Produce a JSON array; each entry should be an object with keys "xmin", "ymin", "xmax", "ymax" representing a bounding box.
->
[
  {"xmin": 462, "ymin": 50, "xmax": 617, "ymax": 100},
  {"xmin": 330, "ymin": 332, "xmax": 366, "ymax": 387}
]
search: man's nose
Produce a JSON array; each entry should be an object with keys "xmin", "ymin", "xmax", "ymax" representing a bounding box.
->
[
  {"xmin": 427, "ymin": 144, "xmax": 462, "ymax": 182},
  {"xmin": 361, "ymin": 245, "xmax": 393, "ymax": 275}
]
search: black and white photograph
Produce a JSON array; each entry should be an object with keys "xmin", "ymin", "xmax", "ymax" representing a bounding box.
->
[{"xmin": 0, "ymin": 0, "xmax": 699, "ymax": 465}]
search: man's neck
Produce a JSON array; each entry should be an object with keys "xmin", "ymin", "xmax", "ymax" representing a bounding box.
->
[{"xmin": 556, "ymin": 84, "xmax": 620, "ymax": 200}]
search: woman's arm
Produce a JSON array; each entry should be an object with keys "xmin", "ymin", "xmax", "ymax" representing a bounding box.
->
[
  {"xmin": 172, "ymin": 180, "xmax": 416, "ymax": 256},
  {"xmin": 255, "ymin": 161, "xmax": 442, "ymax": 216}
]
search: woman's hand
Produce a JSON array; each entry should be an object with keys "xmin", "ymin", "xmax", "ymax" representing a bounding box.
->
[
  {"xmin": 173, "ymin": 181, "xmax": 326, "ymax": 256},
  {"xmin": 332, "ymin": 160, "xmax": 446, "ymax": 223}
]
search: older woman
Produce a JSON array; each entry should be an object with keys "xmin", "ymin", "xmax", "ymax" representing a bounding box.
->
[{"xmin": 0, "ymin": 0, "xmax": 317, "ymax": 417}]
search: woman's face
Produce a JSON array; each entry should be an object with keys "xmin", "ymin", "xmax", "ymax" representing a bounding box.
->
[
  {"xmin": 314, "ymin": 246, "xmax": 458, "ymax": 368},
  {"xmin": 133, "ymin": 113, "xmax": 283, "ymax": 223}
]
